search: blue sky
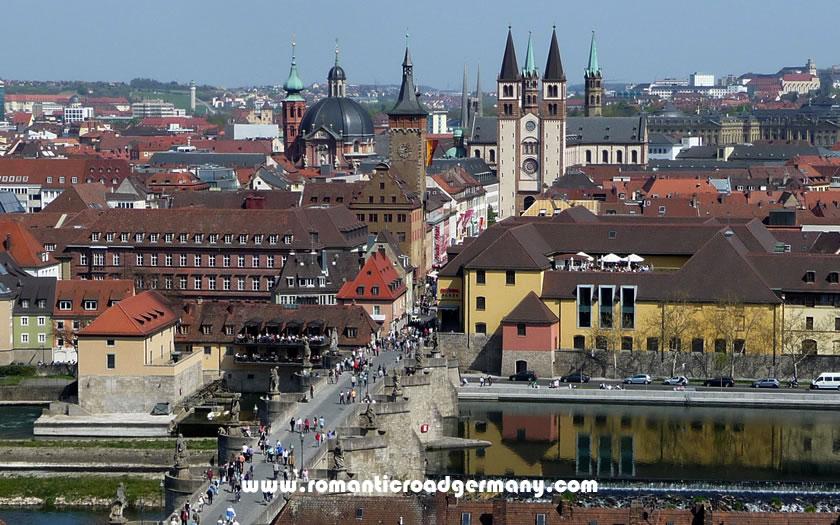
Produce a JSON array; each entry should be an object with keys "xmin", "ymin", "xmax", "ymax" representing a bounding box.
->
[{"xmin": 2, "ymin": 0, "xmax": 838, "ymax": 89}]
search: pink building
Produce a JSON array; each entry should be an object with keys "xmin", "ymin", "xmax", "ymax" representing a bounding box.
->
[{"xmin": 501, "ymin": 292, "xmax": 558, "ymax": 378}]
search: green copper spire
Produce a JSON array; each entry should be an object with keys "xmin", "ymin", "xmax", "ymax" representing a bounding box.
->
[
  {"xmin": 334, "ymin": 38, "xmax": 340, "ymax": 67},
  {"xmin": 586, "ymin": 31, "xmax": 600, "ymax": 76},
  {"xmin": 283, "ymin": 40, "xmax": 304, "ymax": 101},
  {"xmin": 523, "ymin": 31, "xmax": 537, "ymax": 76}
]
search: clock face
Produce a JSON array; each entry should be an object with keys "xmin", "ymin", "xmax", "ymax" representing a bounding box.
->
[
  {"xmin": 525, "ymin": 121, "xmax": 536, "ymax": 132},
  {"xmin": 397, "ymin": 143, "xmax": 410, "ymax": 159},
  {"xmin": 522, "ymin": 158, "xmax": 538, "ymax": 174}
]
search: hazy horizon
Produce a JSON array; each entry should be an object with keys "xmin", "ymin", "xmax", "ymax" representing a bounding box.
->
[{"xmin": 2, "ymin": 0, "xmax": 838, "ymax": 91}]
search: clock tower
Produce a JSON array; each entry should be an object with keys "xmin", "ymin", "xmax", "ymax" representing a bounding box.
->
[{"xmin": 388, "ymin": 36, "xmax": 428, "ymax": 200}]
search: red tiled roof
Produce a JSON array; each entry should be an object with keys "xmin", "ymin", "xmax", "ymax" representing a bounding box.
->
[
  {"xmin": 4, "ymin": 94, "xmax": 72, "ymax": 103},
  {"xmin": 191, "ymin": 139, "xmax": 272, "ymax": 155},
  {"xmin": 0, "ymin": 220, "xmax": 46, "ymax": 267},
  {"xmin": 337, "ymin": 252, "xmax": 405, "ymax": 301},
  {"xmin": 0, "ymin": 158, "xmax": 130, "ymax": 188},
  {"xmin": 54, "ymin": 279, "xmax": 135, "ymax": 318},
  {"xmin": 78, "ymin": 291, "xmax": 177, "ymax": 337}
]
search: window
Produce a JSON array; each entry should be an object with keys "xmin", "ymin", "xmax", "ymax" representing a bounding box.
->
[
  {"xmin": 165, "ymin": 233, "xmax": 173, "ymax": 243},
  {"xmin": 371, "ymin": 286, "xmax": 379, "ymax": 296},
  {"xmin": 194, "ymin": 255, "xmax": 202, "ymax": 266},
  {"xmin": 284, "ymin": 235, "xmax": 293, "ymax": 245},
  {"xmin": 149, "ymin": 233, "xmax": 159, "ymax": 243},
  {"xmin": 165, "ymin": 277, "xmax": 173, "ymax": 290},
  {"xmin": 83, "ymin": 300, "xmax": 97, "ymax": 311},
  {"xmin": 252, "ymin": 255, "xmax": 259, "ymax": 268},
  {"xmin": 106, "ymin": 339, "xmax": 115, "ymax": 347},
  {"xmin": 476, "ymin": 270, "xmax": 485, "ymax": 284},
  {"xmin": 223, "ymin": 255, "xmax": 231, "ymax": 267},
  {"xmin": 194, "ymin": 277, "xmax": 202, "ymax": 290},
  {"xmin": 269, "ymin": 234, "xmax": 278, "ymax": 245},
  {"xmin": 577, "ymin": 285, "xmax": 593, "ymax": 328},
  {"xmin": 714, "ymin": 338, "xmax": 727, "ymax": 353},
  {"xmin": 476, "ymin": 296, "xmax": 486, "ymax": 310},
  {"xmin": 194, "ymin": 234, "xmax": 204, "ymax": 244},
  {"xmin": 179, "ymin": 254, "xmax": 187, "ymax": 266},
  {"xmin": 239, "ymin": 234, "xmax": 247, "ymax": 244},
  {"xmin": 150, "ymin": 254, "xmax": 158, "ymax": 266},
  {"xmin": 621, "ymin": 287, "xmax": 635, "ymax": 329},
  {"xmin": 475, "ymin": 323, "xmax": 486, "ymax": 334},
  {"xmin": 135, "ymin": 254, "xmax": 143, "ymax": 266},
  {"xmin": 804, "ymin": 270, "xmax": 816, "ymax": 283},
  {"xmin": 179, "ymin": 233, "xmax": 187, "ymax": 243},
  {"xmin": 20, "ymin": 317, "xmax": 29, "ymax": 327},
  {"xmin": 505, "ymin": 270, "xmax": 515, "ymax": 285},
  {"xmin": 372, "ymin": 305, "xmax": 381, "ymax": 316},
  {"xmin": 223, "ymin": 276, "xmax": 231, "ymax": 291},
  {"xmin": 209, "ymin": 234, "xmax": 219, "ymax": 244},
  {"xmin": 517, "ymin": 323, "xmax": 526, "ymax": 336},
  {"xmin": 461, "ymin": 512, "xmax": 471, "ymax": 525},
  {"xmin": 344, "ymin": 327, "xmax": 358, "ymax": 338},
  {"xmin": 691, "ymin": 338, "xmax": 704, "ymax": 353},
  {"xmin": 669, "ymin": 337, "xmax": 682, "ymax": 352},
  {"xmin": 397, "ymin": 232, "xmax": 406, "ymax": 242},
  {"xmin": 806, "ymin": 316, "xmax": 814, "ymax": 330},
  {"xmin": 57, "ymin": 299, "xmax": 73, "ymax": 311},
  {"xmin": 238, "ymin": 256, "xmax": 245, "ymax": 267},
  {"xmin": 254, "ymin": 235, "xmax": 263, "ymax": 244},
  {"xmin": 828, "ymin": 272, "xmax": 839, "ymax": 284},
  {"xmin": 646, "ymin": 337, "xmax": 659, "ymax": 352},
  {"xmin": 252, "ymin": 278, "xmax": 260, "ymax": 291},
  {"xmin": 208, "ymin": 255, "xmax": 216, "ymax": 268},
  {"xmin": 599, "ymin": 287, "xmax": 614, "ymax": 328},
  {"xmin": 37, "ymin": 333, "xmax": 46, "ymax": 344},
  {"xmin": 20, "ymin": 333, "xmax": 29, "ymax": 344},
  {"xmin": 106, "ymin": 354, "xmax": 115, "ymax": 369},
  {"xmin": 733, "ymin": 339, "xmax": 746, "ymax": 354},
  {"xmin": 165, "ymin": 254, "xmax": 172, "ymax": 267},
  {"xmin": 208, "ymin": 277, "xmax": 216, "ymax": 290},
  {"xmin": 397, "ymin": 214, "xmax": 406, "ymax": 223},
  {"xmin": 535, "ymin": 514, "xmax": 546, "ymax": 525},
  {"xmin": 835, "ymin": 317, "xmax": 840, "ymax": 331},
  {"xmin": 80, "ymin": 253, "xmax": 88, "ymax": 265},
  {"xmin": 135, "ymin": 233, "xmax": 144, "ymax": 243},
  {"xmin": 621, "ymin": 336, "xmax": 633, "ymax": 351},
  {"xmin": 179, "ymin": 277, "xmax": 188, "ymax": 289},
  {"xmin": 237, "ymin": 277, "xmax": 245, "ymax": 291}
]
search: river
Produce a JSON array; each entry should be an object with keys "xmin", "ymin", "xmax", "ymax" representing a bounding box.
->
[
  {"xmin": 0, "ymin": 405, "xmax": 43, "ymax": 439},
  {"xmin": 0, "ymin": 509, "xmax": 160, "ymax": 524},
  {"xmin": 438, "ymin": 401, "xmax": 840, "ymax": 483}
]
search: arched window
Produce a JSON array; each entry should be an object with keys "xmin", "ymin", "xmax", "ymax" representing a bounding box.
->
[
  {"xmin": 353, "ymin": 141, "xmax": 359, "ymax": 153},
  {"xmin": 585, "ymin": 150, "xmax": 592, "ymax": 164},
  {"xmin": 590, "ymin": 95, "xmax": 595, "ymax": 105},
  {"xmin": 802, "ymin": 339, "xmax": 818, "ymax": 354},
  {"xmin": 602, "ymin": 150, "xmax": 609, "ymax": 163},
  {"xmin": 523, "ymin": 196, "xmax": 536, "ymax": 210},
  {"xmin": 616, "ymin": 150, "xmax": 623, "ymax": 164},
  {"xmin": 489, "ymin": 150, "xmax": 496, "ymax": 163},
  {"xmin": 631, "ymin": 150, "xmax": 639, "ymax": 164},
  {"xmin": 474, "ymin": 149, "xmax": 480, "ymax": 158}
]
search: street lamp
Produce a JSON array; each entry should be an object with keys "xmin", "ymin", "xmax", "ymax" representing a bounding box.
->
[
  {"xmin": 299, "ymin": 430, "xmax": 305, "ymax": 472},
  {"xmin": 159, "ymin": 479, "xmax": 165, "ymax": 523}
]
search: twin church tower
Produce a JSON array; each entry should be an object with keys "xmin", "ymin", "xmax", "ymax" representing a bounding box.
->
[{"xmin": 496, "ymin": 28, "xmax": 602, "ymax": 218}]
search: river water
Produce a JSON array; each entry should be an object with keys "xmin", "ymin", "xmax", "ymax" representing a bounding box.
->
[
  {"xmin": 440, "ymin": 401, "xmax": 840, "ymax": 483},
  {"xmin": 0, "ymin": 509, "xmax": 161, "ymax": 524}
]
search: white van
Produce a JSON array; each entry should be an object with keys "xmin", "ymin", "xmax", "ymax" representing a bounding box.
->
[{"xmin": 810, "ymin": 372, "xmax": 840, "ymax": 390}]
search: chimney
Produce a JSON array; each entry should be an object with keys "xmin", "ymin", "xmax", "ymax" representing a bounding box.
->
[{"xmin": 2, "ymin": 234, "xmax": 10, "ymax": 252}]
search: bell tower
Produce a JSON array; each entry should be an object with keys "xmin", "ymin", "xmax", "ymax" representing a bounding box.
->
[
  {"xmin": 541, "ymin": 26, "xmax": 567, "ymax": 185},
  {"xmin": 496, "ymin": 27, "xmax": 522, "ymax": 219},
  {"xmin": 387, "ymin": 35, "xmax": 428, "ymax": 200},
  {"xmin": 584, "ymin": 31, "xmax": 603, "ymax": 117},
  {"xmin": 282, "ymin": 40, "xmax": 306, "ymax": 156}
]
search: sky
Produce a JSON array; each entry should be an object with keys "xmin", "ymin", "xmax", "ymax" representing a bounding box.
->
[{"xmin": 2, "ymin": 0, "xmax": 838, "ymax": 90}]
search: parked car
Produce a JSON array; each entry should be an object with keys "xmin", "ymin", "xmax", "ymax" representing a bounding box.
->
[
  {"xmin": 509, "ymin": 370, "xmax": 537, "ymax": 382},
  {"xmin": 559, "ymin": 372, "xmax": 590, "ymax": 383},
  {"xmin": 810, "ymin": 372, "xmax": 840, "ymax": 390},
  {"xmin": 752, "ymin": 378, "xmax": 780, "ymax": 388},
  {"xmin": 663, "ymin": 376, "xmax": 688, "ymax": 386},
  {"xmin": 623, "ymin": 374, "xmax": 652, "ymax": 385},
  {"xmin": 703, "ymin": 377, "xmax": 735, "ymax": 387}
]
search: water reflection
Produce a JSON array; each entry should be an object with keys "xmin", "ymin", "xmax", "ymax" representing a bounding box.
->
[
  {"xmin": 448, "ymin": 402, "xmax": 840, "ymax": 482},
  {"xmin": 0, "ymin": 405, "xmax": 43, "ymax": 439}
]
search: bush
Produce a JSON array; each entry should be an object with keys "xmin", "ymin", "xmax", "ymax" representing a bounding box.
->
[{"xmin": 0, "ymin": 365, "xmax": 36, "ymax": 377}]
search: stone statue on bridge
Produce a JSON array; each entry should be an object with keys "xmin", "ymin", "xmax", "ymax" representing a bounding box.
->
[
  {"xmin": 330, "ymin": 328, "xmax": 339, "ymax": 353},
  {"xmin": 360, "ymin": 402, "xmax": 378, "ymax": 430},
  {"xmin": 269, "ymin": 366, "xmax": 280, "ymax": 394},
  {"xmin": 391, "ymin": 369, "xmax": 404, "ymax": 399},
  {"xmin": 229, "ymin": 398, "xmax": 241, "ymax": 423},
  {"xmin": 174, "ymin": 434, "xmax": 189, "ymax": 468},
  {"xmin": 303, "ymin": 338, "xmax": 312, "ymax": 365},
  {"xmin": 415, "ymin": 348, "xmax": 425, "ymax": 369},
  {"xmin": 332, "ymin": 441, "xmax": 346, "ymax": 472},
  {"xmin": 108, "ymin": 482, "xmax": 127, "ymax": 523}
]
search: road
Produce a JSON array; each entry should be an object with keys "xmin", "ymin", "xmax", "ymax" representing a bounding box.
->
[{"xmin": 191, "ymin": 349, "xmax": 401, "ymax": 525}]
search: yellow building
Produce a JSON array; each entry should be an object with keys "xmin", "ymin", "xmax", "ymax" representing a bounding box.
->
[
  {"xmin": 77, "ymin": 290, "xmax": 204, "ymax": 414},
  {"xmin": 439, "ymin": 209, "xmax": 840, "ymax": 373}
]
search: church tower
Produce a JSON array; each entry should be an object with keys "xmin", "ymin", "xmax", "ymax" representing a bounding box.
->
[
  {"xmin": 584, "ymin": 31, "xmax": 603, "ymax": 117},
  {"xmin": 388, "ymin": 36, "xmax": 428, "ymax": 200},
  {"xmin": 496, "ymin": 27, "xmax": 522, "ymax": 219},
  {"xmin": 469, "ymin": 65, "xmax": 483, "ymax": 121},
  {"xmin": 328, "ymin": 42, "xmax": 346, "ymax": 98},
  {"xmin": 283, "ymin": 41, "xmax": 306, "ymax": 155},
  {"xmin": 522, "ymin": 32, "xmax": 539, "ymax": 114},
  {"xmin": 541, "ymin": 26, "xmax": 567, "ymax": 186}
]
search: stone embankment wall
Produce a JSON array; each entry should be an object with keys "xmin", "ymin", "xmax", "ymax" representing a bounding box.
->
[
  {"xmin": 0, "ymin": 445, "xmax": 215, "ymax": 471},
  {"xmin": 0, "ymin": 379, "xmax": 74, "ymax": 402},
  {"xmin": 440, "ymin": 330, "xmax": 840, "ymax": 380}
]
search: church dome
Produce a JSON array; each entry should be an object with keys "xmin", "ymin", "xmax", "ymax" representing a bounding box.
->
[
  {"xmin": 299, "ymin": 97, "xmax": 373, "ymax": 138},
  {"xmin": 328, "ymin": 65, "xmax": 346, "ymax": 81}
]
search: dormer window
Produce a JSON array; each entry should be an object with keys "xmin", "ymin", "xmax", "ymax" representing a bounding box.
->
[
  {"xmin": 120, "ymin": 233, "xmax": 129, "ymax": 243},
  {"xmin": 58, "ymin": 300, "xmax": 72, "ymax": 311},
  {"xmin": 805, "ymin": 271, "xmax": 816, "ymax": 283},
  {"xmin": 179, "ymin": 234, "xmax": 188, "ymax": 243},
  {"xmin": 134, "ymin": 233, "xmax": 144, "ymax": 243},
  {"xmin": 200, "ymin": 324, "xmax": 212, "ymax": 335},
  {"xmin": 828, "ymin": 272, "xmax": 839, "ymax": 284},
  {"xmin": 194, "ymin": 234, "xmax": 204, "ymax": 244},
  {"xmin": 239, "ymin": 234, "xmax": 247, "ymax": 244},
  {"xmin": 106, "ymin": 233, "xmax": 114, "ymax": 242},
  {"xmin": 254, "ymin": 235, "xmax": 263, "ymax": 244},
  {"xmin": 83, "ymin": 300, "xmax": 97, "ymax": 311},
  {"xmin": 356, "ymin": 286, "xmax": 365, "ymax": 295},
  {"xmin": 149, "ymin": 233, "xmax": 159, "ymax": 243},
  {"xmin": 165, "ymin": 233, "xmax": 173, "ymax": 243},
  {"xmin": 91, "ymin": 233, "xmax": 100, "ymax": 242},
  {"xmin": 224, "ymin": 234, "xmax": 233, "ymax": 244},
  {"xmin": 371, "ymin": 286, "xmax": 379, "ymax": 296},
  {"xmin": 269, "ymin": 235, "xmax": 278, "ymax": 245},
  {"xmin": 209, "ymin": 234, "xmax": 219, "ymax": 244},
  {"xmin": 284, "ymin": 235, "xmax": 293, "ymax": 245}
]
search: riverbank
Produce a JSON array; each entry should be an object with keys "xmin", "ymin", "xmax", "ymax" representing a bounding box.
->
[
  {"xmin": 0, "ymin": 474, "xmax": 163, "ymax": 509},
  {"xmin": 457, "ymin": 384, "xmax": 840, "ymax": 408}
]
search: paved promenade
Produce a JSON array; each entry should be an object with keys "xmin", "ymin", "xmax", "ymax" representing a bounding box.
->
[
  {"xmin": 458, "ymin": 383, "xmax": 840, "ymax": 409},
  {"xmin": 188, "ymin": 349, "xmax": 401, "ymax": 525}
]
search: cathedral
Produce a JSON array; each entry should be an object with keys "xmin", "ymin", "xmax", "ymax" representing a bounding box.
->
[
  {"xmin": 496, "ymin": 27, "xmax": 567, "ymax": 218},
  {"xmin": 282, "ymin": 44, "xmax": 376, "ymax": 170}
]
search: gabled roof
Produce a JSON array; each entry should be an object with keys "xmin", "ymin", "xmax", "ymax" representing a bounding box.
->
[
  {"xmin": 42, "ymin": 183, "xmax": 109, "ymax": 214},
  {"xmin": 78, "ymin": 291, "xmax": 177, "ymax": 337},
  {"xmin": 54, "ymin": 279, "xmax": 134, "ymax": 318},
  {"xmin": 336, "ymin": 251, "xmax": 405, "ymax": 301},
  {"xmin": 0, "ymin": 220, "xmax": 46, "ymax": 268},
  {"xmin": 465, "ymin": 224, "xmax": 551, "ymax": 271},
  {"xmin": 502, "ymin": 291, "xmax": 558, "ymax": 324}
]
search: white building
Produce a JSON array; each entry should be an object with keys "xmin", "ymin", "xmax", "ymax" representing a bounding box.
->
[
  {"xmin": 131, "ymin": 100, "xmax": 186, "ymax": 118},
  {"xmin": 690, "ymin": 73, "xmax": 715, "ymax": 87},
  {"xmin": 63, "ymin": 104, "xmax": 94, "ymax": 123},
  {"xmin": 648, "ymin": 135, "xmax": 702, "ymax": 160},
  {"xmin": 429, "ymin": 110, "xmax": 448, "ymax": 134}
]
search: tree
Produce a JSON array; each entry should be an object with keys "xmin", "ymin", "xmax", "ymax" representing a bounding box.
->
[
  {"xmin": 705, "ymin": 298, "xmax": 775, "ymax": 379},
  {"xmin": 780, "ymin": 308, "xmax": 832, "ymax": 382},
  {"xmin": 642, "ymin": 295, "xmax": 697, "ymax": 377},
  {"xmin": 486, "ymin": 205, "xmax": 497, "ymax": 226}
]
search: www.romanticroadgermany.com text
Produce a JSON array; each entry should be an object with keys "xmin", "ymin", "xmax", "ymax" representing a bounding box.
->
[{"xmin": 242, "ymin": 476, "xmax": 598, "ymax": 498}]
